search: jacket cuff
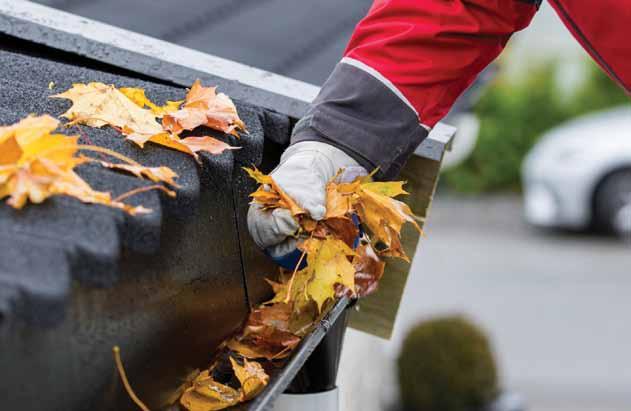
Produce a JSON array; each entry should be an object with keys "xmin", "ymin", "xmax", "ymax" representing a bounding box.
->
[{"xmin": 291, "ymin": 61, "xmax": 428, "ymax": 180}]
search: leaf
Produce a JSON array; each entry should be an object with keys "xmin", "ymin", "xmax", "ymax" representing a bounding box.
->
[
  {"xmin": 180, "ymin": 370, "xmax": 240, "ymax": 411},
  {"xmin": 0, "ymin": 136, "xmax": 22, "ymax": 165},
  {"xmin": 313, "ymin": 217, "xmax": 359, "ymax": 248},
  {"xmin": 354, "ymin": 183, "xmax": 420, "ymax": 257},
  {"xmin": 229, "ymin": 357, "xmax": 269, "ymax": 401},
  {"xmin": 352, "ymin": 243, "xmax": 385, "ymax": 297},
  {"xmin": 244, "ymin": 167, "xmax": 304, "ymax": 216},
  {"xmin": 302, "ymin": 238, "xmax": 356, "ymax": 311},
  {"xmin": 119, "ymin": 87, "xmax": 183, "ymax": 117},
  {"xmin": 181, "ymin": 136, "xmax": 239, "ymax": 155},
  {"xmin": 226, "ymin": 305, "xmax": 301, "ymax": 360},
  {"xmin": 51, "ymin": 82, "xmax": 164, "ymax": 138},
  {"xmin": 325, "ymin": 180, "xmax": 353, "ymax": 219},
  {"xmin": 97, "ymin": 161, "xmax": 179, "ymax": 187},
  {"xmin": 0, "ymin": 115, "xmax": 162, "ymax": 214},
  {"xmin": 243, "ymin": 166, "xmax": 272, "ymax": 185},
  {"xmin": 162, "ymin": 79, "xmax": 246, "ymax": 137},
  {"xmin": 361, "ymin": 181, "xmax": 408, "ymax": 197},
  {"xmin": 128, "ymin": 131, "xmax": 239, "ymax": 160}
]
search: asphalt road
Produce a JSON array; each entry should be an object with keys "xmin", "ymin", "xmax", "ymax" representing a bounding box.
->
[{"xmin": 339, "ymin": 193, "xmax": 631, "ymax": 411}]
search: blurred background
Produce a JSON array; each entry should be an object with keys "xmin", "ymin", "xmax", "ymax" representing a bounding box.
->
[{"xmin": 33, "ymin": 1, "xmax": 630, "ymax": 410}]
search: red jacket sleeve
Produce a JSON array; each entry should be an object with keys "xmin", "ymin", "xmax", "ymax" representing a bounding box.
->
[
  {"xmin": 346, "ymin": 0, "xmax": 538, "ymax": 128},
  {"xmin": 293, "ymin": 0, "xmax": 539, "ymax": 179}
]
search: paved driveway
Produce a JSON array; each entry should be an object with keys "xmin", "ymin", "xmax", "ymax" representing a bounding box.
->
[{"xmin": 339, "ymin": 194, "xmax": 631, "ymax": 411}]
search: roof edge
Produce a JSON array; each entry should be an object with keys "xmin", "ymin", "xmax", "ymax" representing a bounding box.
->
[
  {"xmin": 0, "ymin": 0, "xmax": 454, "ymax": 159},
  {"xmin": 0, "ymin": 0, "xmax": 318, "ymax": 118}
]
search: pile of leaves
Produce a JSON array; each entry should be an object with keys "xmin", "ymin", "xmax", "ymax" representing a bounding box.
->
[
  {"xmin": 0, "ymin": 80, "xmax": 245, "ymax": 212},
  {"xmin": 166, "ymin": 168, "xmax": 421, "ymax": 411}
]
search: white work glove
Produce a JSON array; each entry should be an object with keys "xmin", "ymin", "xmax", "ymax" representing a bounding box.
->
[{"xmin": 247, "ymin": 141, "xmax": 367, "ymax": 257}]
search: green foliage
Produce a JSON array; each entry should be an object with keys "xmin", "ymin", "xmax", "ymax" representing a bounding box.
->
[
  {"xmin": 397, "ymin": 316, "xmax": 498, "ymax": 411},
  {"xmin": 444, "ymin": 60, "xmax": 630, "ymax": 193}
]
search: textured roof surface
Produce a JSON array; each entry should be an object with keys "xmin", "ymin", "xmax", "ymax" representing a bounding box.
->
[
  {"xmin": 30, "ymin": 0, "xmax": 370, "ymax": 85},
  {"xmin": 0, "ymin": 38, "xmax": 291, "ymax": 409},
  {"xmin": 0, "ymin": 46, "xmax": 278, "ymax": 325}
]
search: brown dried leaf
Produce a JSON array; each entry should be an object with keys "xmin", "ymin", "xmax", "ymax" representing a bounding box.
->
[
  {"xmin": 352, "ymin": 243, "xmax": 386, "ymax": 297},
  {"xmin": 227, "ymin": 305, "xmax": 300, "ymax": 360}
]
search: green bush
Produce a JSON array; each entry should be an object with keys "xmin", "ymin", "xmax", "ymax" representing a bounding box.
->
[
  {"xmin": 397, "ymin": 316, "xmax": 498, "ymax": 411},
  {"xmin": 444, "ymin": 60, "xmax": 630, "ymax": 193}
]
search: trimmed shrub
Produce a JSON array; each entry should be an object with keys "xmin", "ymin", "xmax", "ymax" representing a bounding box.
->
[{"xmin": 397, "ymin": 316, "xmax": 498, "ymax": 411}]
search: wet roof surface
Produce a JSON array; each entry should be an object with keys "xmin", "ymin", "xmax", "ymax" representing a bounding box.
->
[
  {"xmin": 31, "ymin": 0, "xmax": 371, "ymax": 85},
  {"xmin": 0, "ymin": 46, "xmax": 274, "ymax": 325}
]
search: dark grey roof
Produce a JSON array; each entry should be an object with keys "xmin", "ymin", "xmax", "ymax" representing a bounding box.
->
[
  {"xmin": 0, "ymin": 46, "xmax": 277, "ymax": 325},
  {"xmin": 0, "ymin": 38, "xmax": 285, "ymax": 410},
  {"xmin": 31, "ymin": 0, "xmax": 371, "ymax": 85}
]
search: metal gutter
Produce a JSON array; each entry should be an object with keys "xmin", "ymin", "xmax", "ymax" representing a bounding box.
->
[
  {"xmin": 240, "ymin": 296, "xmax": 350, "ymax": 411},
  {"xmin": 0, "ymin": 0, "xmax": 453, "ymax": 160}
]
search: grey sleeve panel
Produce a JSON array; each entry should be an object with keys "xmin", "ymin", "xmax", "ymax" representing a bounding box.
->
[{"xmin": 290, "ymin": 63, "xmax": 428, "ymax": 180}]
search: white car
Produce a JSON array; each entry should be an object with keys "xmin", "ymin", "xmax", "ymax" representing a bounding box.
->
[{"xmin": 522, "ymin": 106, "xmax": 631, "ymax": 237}]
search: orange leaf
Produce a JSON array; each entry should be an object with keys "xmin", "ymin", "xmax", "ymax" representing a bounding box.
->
[
  {"xmin": 97, "ymin": 161, "xmax": 179, "ymax": 188},
  {"xmin": 162, "ymin": 79, "xmax": 246, "ymax": 137},
  {"xmin": 179, "ymin": 370, "xmax": 240, "ymax": 411},
  {"xmin": 229, "ymin": 357, "xmax": 269, "ymax": 401}
]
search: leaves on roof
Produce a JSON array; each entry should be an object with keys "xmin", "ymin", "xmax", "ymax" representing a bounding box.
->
[
  {"xmin": 51, "ymin": 80, "xmax": 243, "ymax": 160},
  {"xmin": 0, "ymin": 115, "xmax": 178, "ymax": 214}
]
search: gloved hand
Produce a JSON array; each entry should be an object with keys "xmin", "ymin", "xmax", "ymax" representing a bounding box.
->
[{"xmin": 247, "ymin": 141, "xmax": 366, "ymax": 257}]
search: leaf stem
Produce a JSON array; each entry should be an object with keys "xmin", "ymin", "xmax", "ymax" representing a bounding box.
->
[
  {"xmin": 113, "ymin": 184, "xmax": 175, "ymax": 203},
  {"xmin": 284, "ymin": 236, "xmax": 310, "ymax": 304},
  {"xmin": 76, "ymin": 145, "xmax": 141, "ymax": 166},
  {"xmin": 112, "ymin": 346, "xmax": 150, "ymax": 411}
]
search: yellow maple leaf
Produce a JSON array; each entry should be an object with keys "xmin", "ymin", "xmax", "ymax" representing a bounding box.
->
[
  {"xmin": 354, "ymin": 184, "xmax": 420, "ymax": 258},
  {"xmin": 0, "ymin": 115, "xmax": 175, "ymax": 215},
  {"xmin": 325, "ymin": 179, "xmax": 353, "ymax": 219},
  {"xmin": 244, "ymin": 167, "xmax": 304, "ymax": 216},
  {"xmin": 302, "ymin": 238, "xmax": 356, "ymax": 311},
  {"xmin": 51, "ymin": 82, "xmax": 164, "ymax": 138},
  {"xmin": 243, "ymin": 166, "xmax": 272, "ymax": 185},
  {"xmin": 119, "ymin": 87, "xmax": 183, "ymax": 117}
]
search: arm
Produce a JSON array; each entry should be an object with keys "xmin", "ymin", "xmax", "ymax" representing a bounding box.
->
[
  {"xmin": 292, "ymin": 0, "xmax": 539, "ymax": 179},
  {"xmin": 249, "ymin": 0, "xmax": 540, "ymax": 254}
]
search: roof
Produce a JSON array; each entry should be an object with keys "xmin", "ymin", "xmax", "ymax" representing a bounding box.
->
[
  {"xmin": 28, "ymin": 0, "xmax": 370, "ymax": 86},
  {"xmin": 0, "ymin": 44, "xmax": 273, "ymax": 325}
]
